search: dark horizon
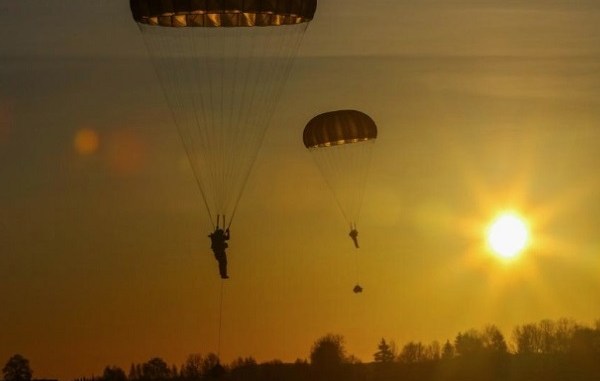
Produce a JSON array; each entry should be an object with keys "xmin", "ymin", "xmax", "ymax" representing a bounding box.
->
[{"xmin": 4, "ymin": 316, "xmax": 600, "ymax": 381}]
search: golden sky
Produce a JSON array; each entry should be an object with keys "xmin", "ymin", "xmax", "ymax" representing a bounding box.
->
[{"xmin": 1, "ymin": 1, "xmax": 600, "ymax": 380}]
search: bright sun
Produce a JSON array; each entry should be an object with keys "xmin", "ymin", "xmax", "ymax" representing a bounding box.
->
[{"xmin": 487, "ymin": 212, "xmax": 530, "ymax": 259}]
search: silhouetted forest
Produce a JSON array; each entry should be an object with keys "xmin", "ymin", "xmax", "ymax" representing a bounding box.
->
[{"xmin": 5, "ymin": 318, "xmax": 600, "ymax": 381}]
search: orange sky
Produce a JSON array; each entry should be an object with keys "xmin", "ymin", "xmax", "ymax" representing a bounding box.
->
[{"xmin": 1, "ymin": 1, "xmax": 600, "ymax": 380}]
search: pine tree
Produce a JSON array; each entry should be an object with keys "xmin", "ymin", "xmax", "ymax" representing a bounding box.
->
[
  {"xmin": 441, "ymin": 340, "xmax": 455, "ymax": 360},
  {"xmin": 374, "ymin": 338, "xmax": 396, "ymax": 363}
]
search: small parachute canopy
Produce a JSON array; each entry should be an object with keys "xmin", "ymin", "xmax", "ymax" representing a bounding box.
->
[
  {"xmin": 303, "ymin": 110, "xmax": 377, "ymax": 149},
  {"xmin": 130, "ymin": 0, "xmax": 317, "ymax": 27},
  {"xmin": 304, "ymin": 109, "xmax": 378, "ymax": 293},
  {"xmin": 303, "ymin": 109, "xmax": 377, "ymax": 225}
]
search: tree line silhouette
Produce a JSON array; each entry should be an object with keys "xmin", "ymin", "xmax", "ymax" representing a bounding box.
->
[{"xmin": 4, "ymin": 317, "xmax": 600, "ymax": 381}]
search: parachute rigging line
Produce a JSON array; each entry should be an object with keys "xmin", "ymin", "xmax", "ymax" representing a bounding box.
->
[
  {"xmin": 217, "ymin": 279, "xmax": 225, "ymax": 358},
  {"xmin": 139, "ymin": 23, "xmax": 309, "ymax": 229},
  {"xmin": 225, "ymin": 23, "xmax": 309, "ymax": 229},
  {"xmin": 130, "ymin": 0, "xmax": 317, "ymax": 229}
]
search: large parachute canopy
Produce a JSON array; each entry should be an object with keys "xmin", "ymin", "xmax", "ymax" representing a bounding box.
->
[
  {"xmin": 304, "ymin": 109, "xmax": 377, "ymax": 229},
  {"xmin": 131, "ymin": 0, "xmax": 317, "ymax": 228},
  {"xmin": 130, "ymin": 0, "xmax": 316, "ymax": 27}
]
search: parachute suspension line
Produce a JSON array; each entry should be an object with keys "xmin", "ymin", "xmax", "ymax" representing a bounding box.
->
[
  {"xmin": 226, "ymin": 24, "xmax": 310, "ymax": 228},
  {"xmin": 226, "ymin": 213, "xmax": 234, "ymax": 231},
  {"xmin": 139, "ymin": 22, "xmax": 311, "ymax": 227},
  {"xmin": 354, "ymin": 248, "xmax": 360, "ymax": 284},
  {"xmin": 188, "ymin": 26, "xmax": 220, "ymax": 228},
  {"xmin": 172, "ymin": 97, "xmax": 217, "ymax": 229},
  {"xmin": 194, "ymin": 26, "xmax": 264, "ymax": 221},
  {"xmin": 222, "ymin": 25, "xmax": 256, "ymax": 229},
  {"xmin": 223, "ymin": 26, "xmax": 259, "ymax": 229},
  {"xmin": 151, "ymin": 26, "xmax": 214, "ymax": 227},
  {"xmin": 311, "ymin": 140, "xmax": 375, "ymax": 227},
  {"xmin": 137, "ymin": 25, "xmax": 217, "ymax": 229},
  {"xmin": 213, "ymin": 214, "xmax": 229, "ymax": 230},
  {"xmin": 218, "ymin": 26, "xmax": 228, "ymax": 213},
  {"xmin": 223, "ymin": 26, "xmax": 243, "ymax": 213},
  {"xmin": 262, "ymin": 23, "xmax": 310, "ymax": 121},
  {"xmin": 217, "ymin": 279, "xmax": 225, "ymax": 359},
  {"xmin": 172, "ymin": 27, "xmax": 213, "ymax": 216},
  {"xmin": 251, "ymin": 23, "xmax": 309, "ymax": 150},
  {"xmin": 217, "ymin": 24, "xmax": 309, "ymax": 228},
  {"xmin": 200, "ymin": 27, "xmax": 222, "ymax": 214},
  {"xmin": 226, "ymin": 26, "xmax": 277, "ymax": 222},
  {"xmin": 165, "ymin": 25, "xmax": 228, "ymax": 218},
  {"xmin": 311, "ymin": 145, "xmax": 353, "ymax": 226}
]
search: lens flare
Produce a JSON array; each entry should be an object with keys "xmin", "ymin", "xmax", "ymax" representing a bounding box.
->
[{"xmin": 74, "ymin": 128, "xmax": 99, "ymax": 155}]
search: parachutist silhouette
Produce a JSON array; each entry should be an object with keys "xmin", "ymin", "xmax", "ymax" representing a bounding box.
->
[
  {"xmin": 353, "ymin": 284, "xmax": 363, "ymax": 293},
  {"xmin": 209, "ymin": 227, "xmax": 230, "ymax": 279},
  {"xmin": 349, "ymin": 228, "xmax": 359, "ymax": 248}
]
